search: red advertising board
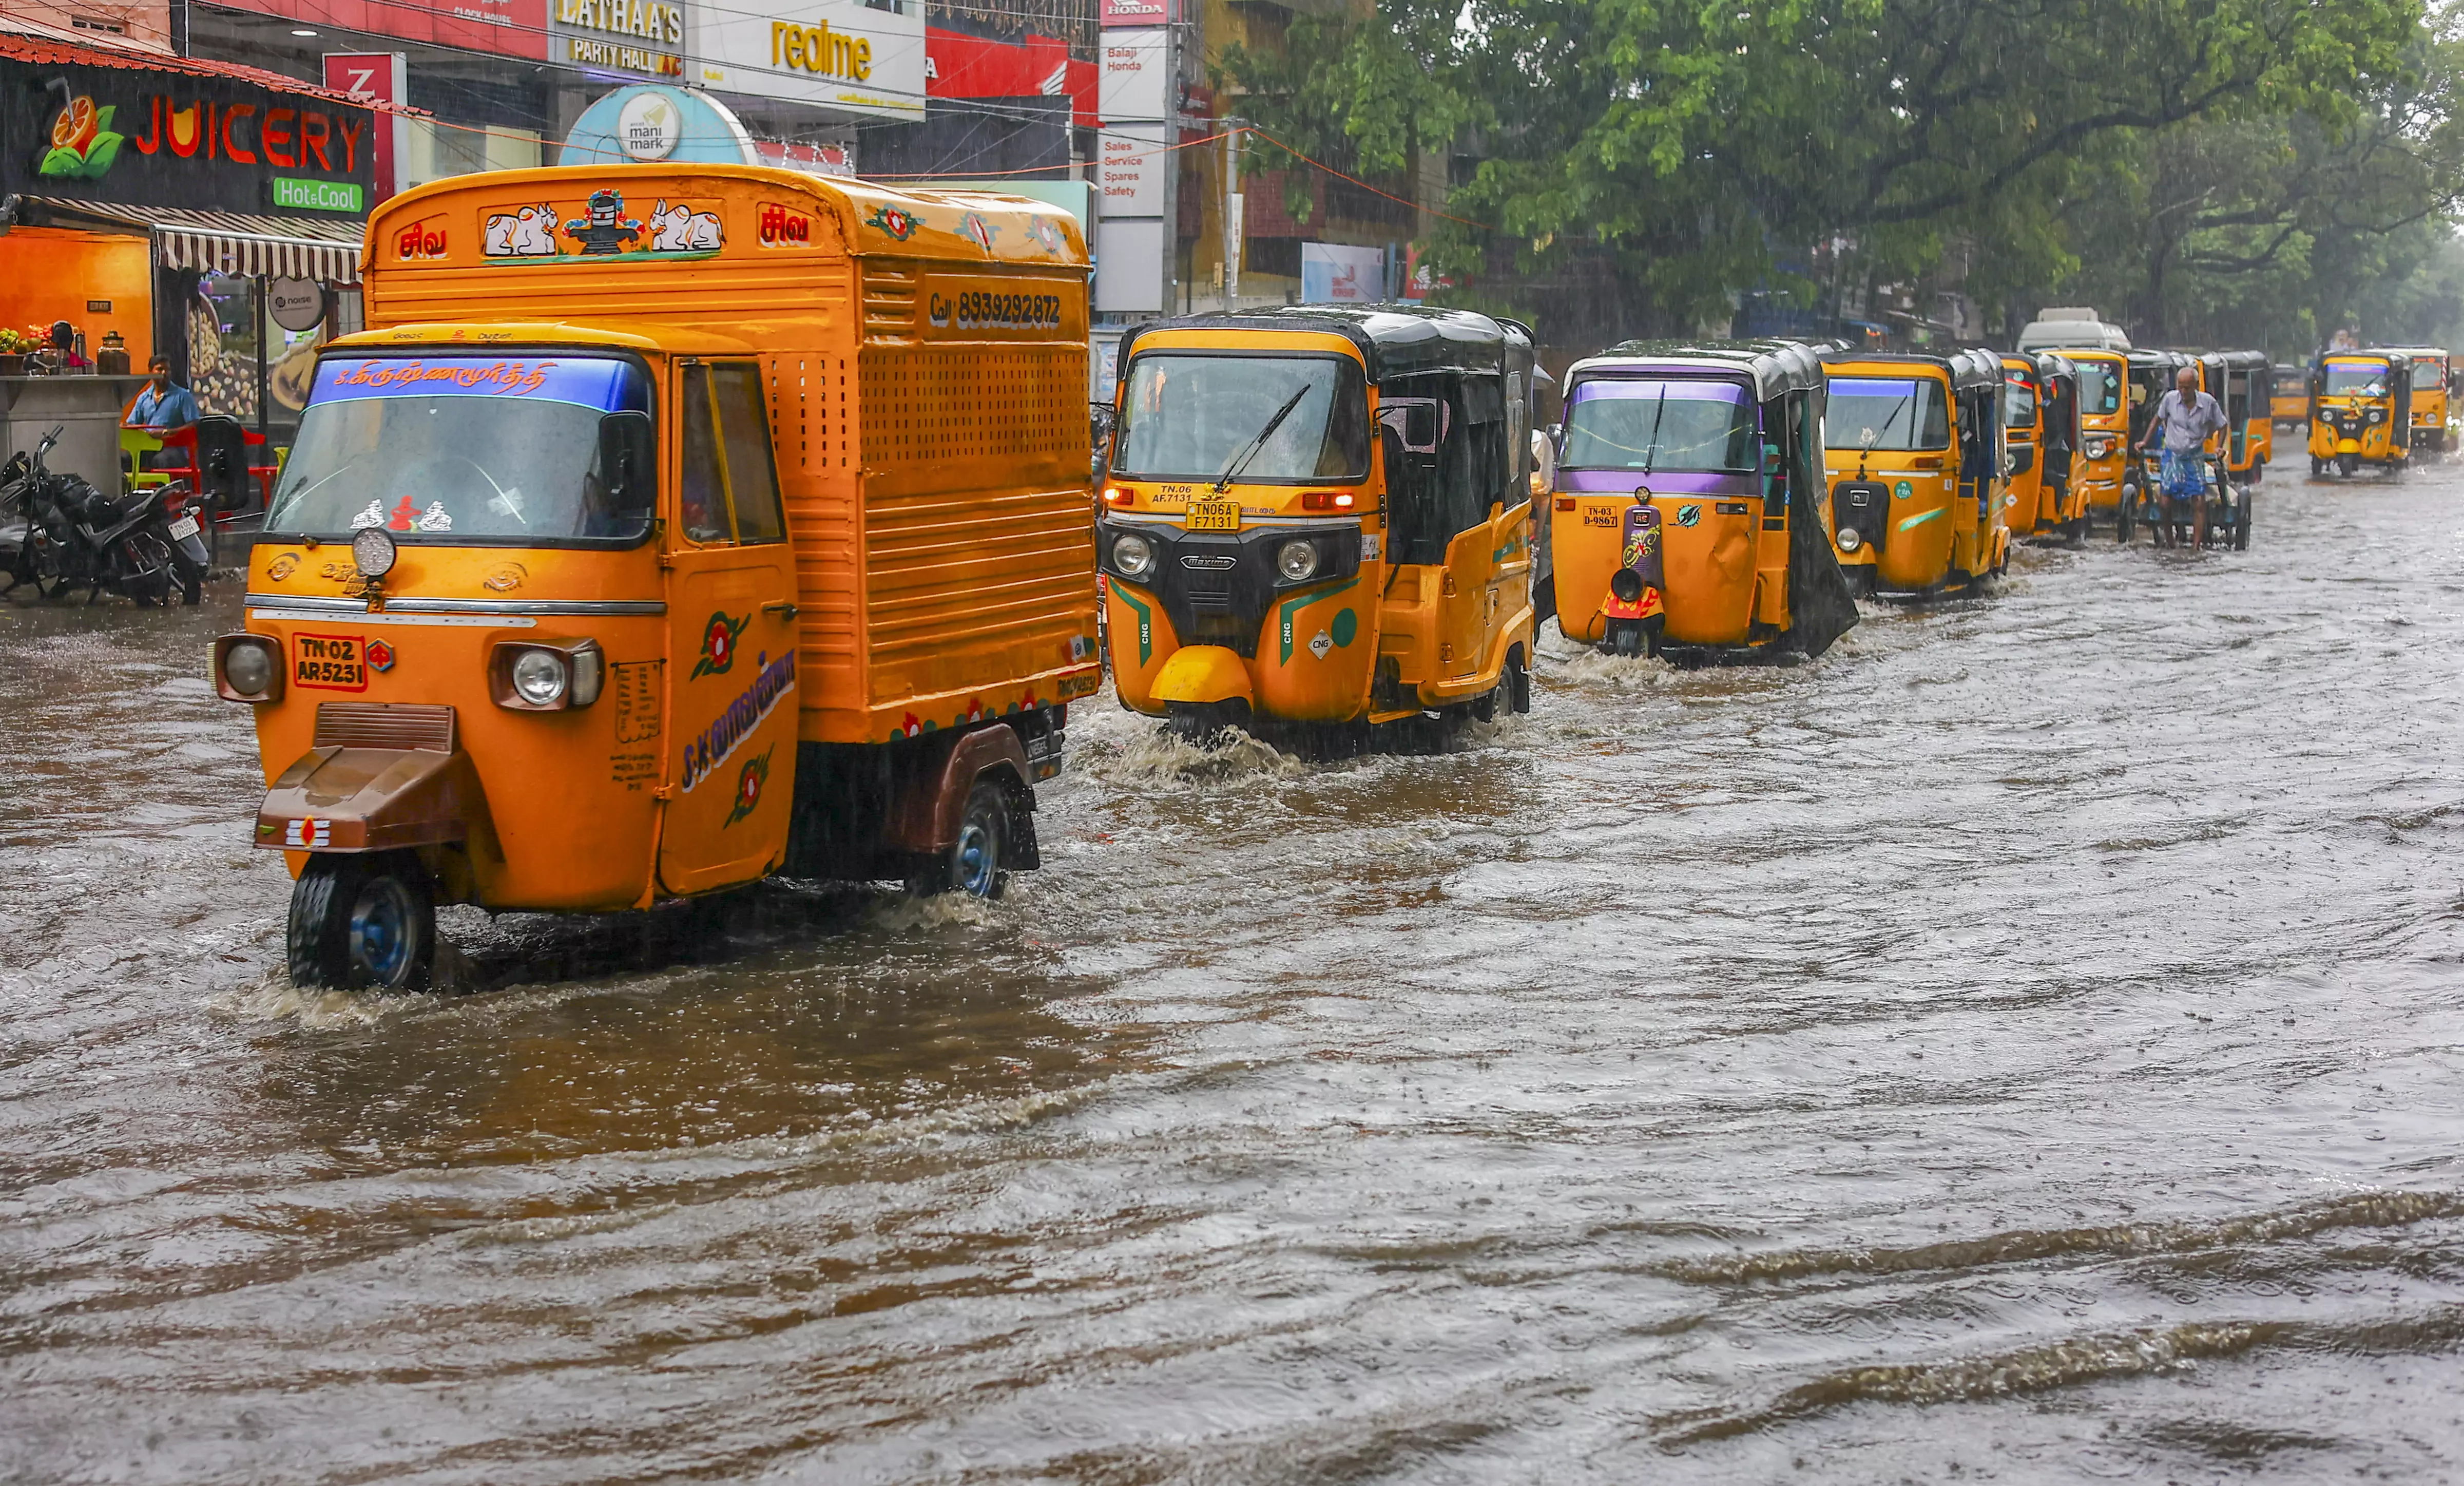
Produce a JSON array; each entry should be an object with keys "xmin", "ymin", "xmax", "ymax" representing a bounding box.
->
[
  {"xmin": 1100, "ymin": 0, "xmax": 1170, "ymax": 26},
  {"xmin": 321, "ymin": 53, "xmax": 403, "ymax": 199},
  {"xmin": 925, "ymin": 27, "xmax": 1094, "ymax": 127},
  {"xmin": 222, "ymin": 0, "xmax": 547, "ymax": 60}
]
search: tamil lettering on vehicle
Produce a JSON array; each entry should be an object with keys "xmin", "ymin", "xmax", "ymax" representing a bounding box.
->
[
  {"xmin": 680, "ymin": 649, "xmax": 797, "ymax": 793},
  {"xmin": 293, "ymin": 633, "xmax": 368, "ymax": 691}
]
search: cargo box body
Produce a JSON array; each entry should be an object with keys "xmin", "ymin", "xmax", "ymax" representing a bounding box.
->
[{"xmin": 357, "ymin": 164, "xmax": 1102, "ymax": 745}]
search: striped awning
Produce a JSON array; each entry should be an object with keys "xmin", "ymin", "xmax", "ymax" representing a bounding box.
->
[{"xmin": 26, "ymin": 198, "xmax": 364, "ymax": 282}]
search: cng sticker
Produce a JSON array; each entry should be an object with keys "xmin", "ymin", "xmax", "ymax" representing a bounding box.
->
[{"xmin": 1894, "ymin": 481, "xmax": 1913, "ymax": 500}]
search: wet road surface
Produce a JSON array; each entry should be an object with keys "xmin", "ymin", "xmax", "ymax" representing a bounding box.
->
[{"xmin": 5, "ymin": 464, "xmax": 2464, "ymax": 1483}]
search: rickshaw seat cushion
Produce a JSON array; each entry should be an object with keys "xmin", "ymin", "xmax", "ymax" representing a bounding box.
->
[
  {"xmin": 1151, "ymin": 645, "xmax": 1255, "ymax": 707},
  {"xmin": 257, "ymin": 745, "xmax": 494, "ymax": 854}
]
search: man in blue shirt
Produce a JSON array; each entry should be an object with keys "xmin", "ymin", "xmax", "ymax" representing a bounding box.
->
[{"xmin": 126, "ymin": 356, "xmax": 200, "ymax": 433}]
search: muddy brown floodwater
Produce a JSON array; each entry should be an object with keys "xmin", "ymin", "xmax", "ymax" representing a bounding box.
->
[{"xmin": 6, "ymin": 466, "xmax": 2464, "ymax": 1484}]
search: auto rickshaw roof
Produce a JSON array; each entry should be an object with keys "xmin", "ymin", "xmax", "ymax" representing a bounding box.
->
[
  {"xmin": 2005, "ymin": 350, "xmax": 2074, "ymax": 380},
  {"xmin": 1820, "ymin": 348, "xmax": 2002, "ymax": 391},
  {"xmin": 2323, "ymin": 351, "xmax": 2400, "ymax": 366},
  {"xmin": 2371, "ymin": 346, "xmax": 2450, "ymax": 360},
  {"xmin": 2213, "ymin": 348, "xmax": 2270, "ymax": 369},
  {"xmin": 1572, "ymin": 337, "xmax": 1826, "ymax": 401},
  {"xmin": 1119, "ymin": 306, "xmax": 1530, "ymax": 382}
]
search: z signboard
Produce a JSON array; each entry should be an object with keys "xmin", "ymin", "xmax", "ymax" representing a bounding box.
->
[{"xmin": 3, "ymin": 58, "xmax": 378, "ymax": 217}]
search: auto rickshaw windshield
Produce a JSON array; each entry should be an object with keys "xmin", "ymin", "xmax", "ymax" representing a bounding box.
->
[
  {"xmin": 2075, "ymin": 360, "xmax": 2122, "ymax": 414},
  {"xmin": 1561, "ymin": 378, "xmax": 1757, "ymax": 473},
  {"xmin": 264, "ymin": 355, "xmax": 656, "ymax": 541},
  {"xmin": 1823, "ymin": 377, "xmax": 1950, "ymax": 451},
  {"xmin": 1113, "ymin": 353, "xmax": 1370, "ymax": 483},
  {"xmin": 2323, "ymin": 365, "xmax": 2389, "ymax": 397},
  {"xmin": 2411, "ymin": 355, "xmax": 2444, "ymax": 381},
  {"xmin": 2004, "ymin": 374, "xmax": 2039, "ymax": 428}
]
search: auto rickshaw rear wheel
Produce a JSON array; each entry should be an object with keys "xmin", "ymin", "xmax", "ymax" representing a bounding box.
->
[
  {"xmin": 907, "ymin": 780, "xmax": 1010, "ymax": 901},
  {"xmin": 288, "ymin": 851, "xmax": 436, "ymax": 991},
  {"xmin": 1164, "ymin": 698, "xmax": 1252, "ymax": 746},
  {"xmin": 2310, "ymin": 456, "xmax": 2325, "ymax": 479}
]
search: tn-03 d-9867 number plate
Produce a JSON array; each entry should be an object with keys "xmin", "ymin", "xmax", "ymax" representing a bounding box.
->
[{"xmin": 1185, "ymin": 499, "xmax": 1242, "ymax": 532}]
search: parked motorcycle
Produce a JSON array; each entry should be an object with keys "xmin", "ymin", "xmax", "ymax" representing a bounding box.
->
[{"xmin": 1, "ymin": 427, "xmax": 206, "ymax": 605}]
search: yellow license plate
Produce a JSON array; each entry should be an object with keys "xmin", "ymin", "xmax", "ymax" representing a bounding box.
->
[{"xmin": 1186, "ymin": 499, "xmax": 1241, "ymax": 532}]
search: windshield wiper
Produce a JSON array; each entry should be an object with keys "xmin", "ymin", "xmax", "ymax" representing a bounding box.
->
[
  {"xmin": 1215, "ymin": 384, "xmax": 1316, "ymax": 493},
  {"xmin": 1640, "ymin": 391, "xmax": 1670, "ymax": 478}
]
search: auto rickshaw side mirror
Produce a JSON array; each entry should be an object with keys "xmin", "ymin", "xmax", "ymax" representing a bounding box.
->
[{"xmin": 597, "ymin": 410, "xmax": 656, "ymax": 526}]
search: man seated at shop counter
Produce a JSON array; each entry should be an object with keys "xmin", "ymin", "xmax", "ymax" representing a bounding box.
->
[{"xmin": 125, "ymin": 356, "xmax": 200, "ymax": 433}]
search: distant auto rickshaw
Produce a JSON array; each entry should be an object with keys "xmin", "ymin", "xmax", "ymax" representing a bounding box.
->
[
  {"xmin": 1547, "ymin": 338, "xmax": 1857, "ymax": 663},
  {"xmin": 1100, "ymin": 306, "xmax": 1539, "ymax": 750},
  {"xmin": 2269, "ymin": 364, "xmax": 2308, "ymax": 426},
  {"xmin": 2308, "ymin": 351, "xmax": 2412, "ymax": 479},
  {"xmin": 2054, "ymin": 347, "xmax": 2130, "ymax": 533},
  {"xmin": 2000, "ymin": 351, "xmax": 2086, "ymax": 541},
  {"xmin": 2375, "ymin": 347, "xmax": 2451, "ymax": 455},
  {"xmin": 2219, "ymin": 350, "xmax": 2273, "ymax": 481},
  {"xmin": 1821, "ymin": 348, "xmax": 2010, "ymax": 596}
]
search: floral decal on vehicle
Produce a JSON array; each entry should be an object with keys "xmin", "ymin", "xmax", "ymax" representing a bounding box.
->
[
  {"xmin": 1028, "ymin": 216, "xmax": 1063, "ymax": 256},
  {"xmin": 960, "ymin": 212, "xmax": 996, "ymax": 253},
  {"xmin": 691, "ymin": 609, "xmax": 751, "ymax": 679},
  {"xmin": 724, "ymin": 745, "xmax": 774, "ymax": 827},
  {"xmin": 866, "ymin": 203, "xmax": 920, "ymax": 241}
]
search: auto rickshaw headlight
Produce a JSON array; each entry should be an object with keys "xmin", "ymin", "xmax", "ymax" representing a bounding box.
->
[
  {"xmin": 2367, "ymin": 408, "xmax": 2387, "ymax": 425},
  {"xmin": 1609, "ymin": 568, "xmax": 1645, "ymax": 603},
  {"xmin": 1111, "ymin": 530, "xmax": 1154, "ymax": 579},
  {"xmin": 1276, "ymin": 539, "xmax": 1321, "ymax": 583},
  {"xmin": 1838, "ymin": 527, "xmax": 1863, "ymax": 552},
  {"xmin": 512, "ymin": 649, "xmax": 568, "ymax": 707},
  {"xmin": 490, "ymin": 640, "xmax": 602, "ymax": 711},
  {"xmin": 214, "ymin": 633, "xmax": 281, "ymax": 703}
]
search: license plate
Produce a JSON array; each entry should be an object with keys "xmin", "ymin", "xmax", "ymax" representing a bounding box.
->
[
  {"xmin": 168, "ymin": 515, "xmax": 200, "ymax": 541},
  {"xmin": 293, "ymin": 633, "xmax": 369, "ymax": 692},
  {"xmin": 1186, "ymin": 499, "xmax": 1241, "ymax": 532}
]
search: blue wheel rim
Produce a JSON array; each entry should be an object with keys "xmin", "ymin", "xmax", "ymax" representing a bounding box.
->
[
  {"xmin": 349, "ymin": 879, "xmax": 414, "ymax": 984},
  {"xmin": 955, "ymin": 823, "xmax": 995, "ymax": 897}
]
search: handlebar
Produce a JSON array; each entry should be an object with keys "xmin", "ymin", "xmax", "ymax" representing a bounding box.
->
[{"xmin": 37, "ymin": 425, "xmax": 61, "ymax": 455}]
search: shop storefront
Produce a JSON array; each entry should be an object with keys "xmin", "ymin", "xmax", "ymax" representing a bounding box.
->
[{"xmin": 0, "ymin": 34, "xmax": 379, "ymax": 461}]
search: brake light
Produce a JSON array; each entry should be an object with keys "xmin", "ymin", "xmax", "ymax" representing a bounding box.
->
[
  {"xmin": 1554, "ymin": 497, "xmax": 1576, "ymax": 511},
  {"xmin": 1102, "ymin": 486, "xmax": 1135, "ymax": 508},
  {"xmin": 1299, "ymin": 490, "xmax": 1355, "ymax": 511}
]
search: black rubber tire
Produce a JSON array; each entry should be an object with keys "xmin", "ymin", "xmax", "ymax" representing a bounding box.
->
[
  {"xmin": 2235, "ymin": 493, "xmax": 2252, "ymax": 551},
  {"xmin": 2311, "ymin": 456, "xmax": 2325, "ymax": 479},
  {"xmin": 288, "ymin": 853, "xmax": 435, "ymax": 990},
  {"xmin": 1164, "ymin": 698, "xmax": 1250, "ymax": 746},
  {"xmin": 1606, "ymin": 620, "xmax": 1644, "ymax": 657},
  {"xmin": 2339, "ymin": 452, "xmax": 2360, "ymax": 478},
  {"xmin": 1505, "ymin": 644, "xmax": 1531, "ymax": 715},
  {"xmin": 2115, "ymin": 489, "xmax": 2136, "ymax": 544}
]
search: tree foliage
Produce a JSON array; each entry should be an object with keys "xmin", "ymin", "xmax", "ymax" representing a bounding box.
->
[{"xmin": 1223, "ymin": 0, "xmax": 2459, "ymax": 350}]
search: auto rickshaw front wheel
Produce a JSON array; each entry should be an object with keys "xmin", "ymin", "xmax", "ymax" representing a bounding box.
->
[
  {"xmin": 287, "ymin": 851, "xmax": 436, "ymax": 992},
  {"xmin": 2338, "ymin": 452, "xmax": 2360, "ymax": 478}
]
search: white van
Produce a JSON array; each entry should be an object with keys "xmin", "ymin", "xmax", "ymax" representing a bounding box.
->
[{"xmin": 2017, "ymin": 308, "xmax": 2131, "ymax": 352}]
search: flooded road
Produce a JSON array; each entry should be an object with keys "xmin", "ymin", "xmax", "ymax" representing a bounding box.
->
[{"xmin": 6, "ymin": 465, "xmax": 2464, "ymax": 1483}]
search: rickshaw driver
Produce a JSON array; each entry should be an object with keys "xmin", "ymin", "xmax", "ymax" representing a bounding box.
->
[{"xmin": 2139, "ymin": 364, "xmax": 2226, "ymax": 544}]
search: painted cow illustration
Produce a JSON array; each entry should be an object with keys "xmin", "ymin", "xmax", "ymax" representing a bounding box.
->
[
  {"xmin": 483, "ymin": 204, "xmax": 559, "ymax": 257},
  {"xmin": 647, "ymin": 199, "xmax": 724, "ymax": 253}
]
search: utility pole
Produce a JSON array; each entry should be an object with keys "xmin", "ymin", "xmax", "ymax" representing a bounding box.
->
[{"xmin": 1222, "ymin": 121, "xmax": 1242, "ymax": 312}]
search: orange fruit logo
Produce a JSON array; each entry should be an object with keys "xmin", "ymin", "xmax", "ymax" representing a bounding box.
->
[{"xmin": 50, "ymin": 96, "xmax": 96, "ymax": 153}]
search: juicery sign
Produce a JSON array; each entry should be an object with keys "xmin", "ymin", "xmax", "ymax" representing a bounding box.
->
[{"xmin": 4, "ymin": 58, "xmax": 376, "ymax": 216}]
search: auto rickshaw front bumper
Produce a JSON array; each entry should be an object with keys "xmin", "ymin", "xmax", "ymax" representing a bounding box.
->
[
  {"xmin": 1151, "ymin": 644, "xmax": 1256, "ymax": 707},
  {"xmin": 256, "ymin": 744, "xmax": 496, "ymax": 858}
]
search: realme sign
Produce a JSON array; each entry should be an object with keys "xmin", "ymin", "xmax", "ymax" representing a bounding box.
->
[{"xmin": 772, "ymin": 20, "xmax": 871, "ymax": 80}]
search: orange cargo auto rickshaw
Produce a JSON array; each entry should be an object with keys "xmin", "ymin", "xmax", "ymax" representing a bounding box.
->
[{"xmin": 211, "ymin": 165, "xmax": 1102, "ymax": 988}]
